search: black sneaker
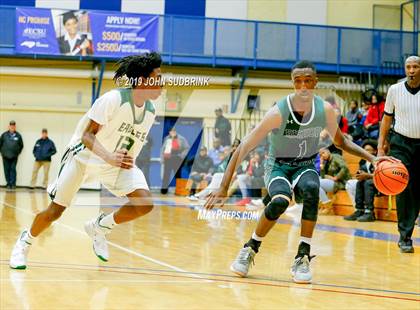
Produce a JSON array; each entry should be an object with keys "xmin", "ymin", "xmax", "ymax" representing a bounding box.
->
[
  {"xmin": 344, "ymin": 210, "xmax": 364, "ymax": 221},
  {"xmin": 357, "ymin": 212, "xmax": 376, "ymax": 222},
  {"xmin": 398, "ymin": 239, "xmax": 414, "ymax": 253}
]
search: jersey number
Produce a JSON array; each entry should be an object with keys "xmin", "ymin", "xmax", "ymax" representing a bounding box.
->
[
  {"xmin": 297, "ymin": 140, "xmax": 307, "ymax": 159},
  {"xmin": 115, "ymin": 136, "xmax": 134, "ymax": 152}
]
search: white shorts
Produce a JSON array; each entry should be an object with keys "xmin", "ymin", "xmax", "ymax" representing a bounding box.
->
[{"xmin": 48, "ymin": 154, "xmax": 148, "ymax": 207}]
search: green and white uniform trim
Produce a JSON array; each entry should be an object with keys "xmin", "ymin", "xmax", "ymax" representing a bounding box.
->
[
  {"xmin": 47, "ymin": 88, "xmax": 155, "ymax": 206},
  {"xmin": 265, "ymin": 94, "xmax": 326, "ymax": 191}
]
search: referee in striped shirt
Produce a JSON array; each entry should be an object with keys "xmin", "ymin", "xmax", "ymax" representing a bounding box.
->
[{"xmin": 378, "ymin": 55, "xmax": 420, "ymax": 253}]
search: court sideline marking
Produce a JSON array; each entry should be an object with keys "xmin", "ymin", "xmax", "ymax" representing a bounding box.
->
[
  {"xmin": 1, "ymin": 261, "xmax": 419, "ymax": 303},
  {"xmin": 2, "ymin": 201, "xmax": 210, "ymax": 282},
  {"xmin": 1, "ymin": 259, "xmax": 419, "ymax": 297},
  {"xmin": 2, "ymin": 199, "xmax": 419, "ymax": 302}
]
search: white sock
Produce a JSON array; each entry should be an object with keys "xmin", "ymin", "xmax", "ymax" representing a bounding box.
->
[
  {"xmin": 300, "ymin": 236, "xmax": 312, "ymax": 245},
  {"xmin": 98, "ymin": 213, "xmax": 117, "ymax": 230},
  {"xmin": 23, "ymin": 230, "xmax": 35, "ymax": 245},
  {"xmin": 252, "ymin": 232, "xmax": 264, "ymax": 242}
]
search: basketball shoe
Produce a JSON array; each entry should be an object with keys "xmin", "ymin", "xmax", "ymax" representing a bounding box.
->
[
  {"xmin": 84, "ymin": 213, "xmax": 110, "ymax": 262},
  {"xmin": 230, "ymin": 246, "xmax": 256, "ymax": 277},
  {"xmin": 10, "ymin": 231, "xmax": 32, "ymax": 269}
]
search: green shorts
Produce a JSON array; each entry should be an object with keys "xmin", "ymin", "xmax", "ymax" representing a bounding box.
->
[{"xmin": 264, "ymin": 157, "xmax": 318, "ymax": 193}]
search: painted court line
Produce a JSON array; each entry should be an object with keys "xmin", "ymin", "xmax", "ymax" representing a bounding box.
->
[
  {"xmin": 2, "ymin": 201, "xmax": 210, "ymax": 282},
  {"xmin": 2, "ymin": 278, "xmax": 205, "ymax": 284},
  {"xmin": 2, "ymin": 261, "xmax": 419, "ymax": 303},
  {"xmin": 1, "ymin": 259, "xmax": 418, "ymax": 297}
]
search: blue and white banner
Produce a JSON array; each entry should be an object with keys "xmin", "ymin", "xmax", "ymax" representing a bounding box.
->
[{"xmin": 15, "ymin": 7, "xmax": 158, "ymax": 57}]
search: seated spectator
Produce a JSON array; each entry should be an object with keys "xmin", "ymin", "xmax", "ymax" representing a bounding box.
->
[
  {"xmin": 236, "ymin": 152, "xmax": 264, "ymax": 206},
  {"xmin": 234, "ymin": 154, "xmax": 251, "ymax": 205},
  {"xmin": 249, "ymin": 152, "xmax": 265, "ymax": 198},
  {"xmin": 319, "ymin": 146, "xmax": 351, "ymax": 215},
  {"xmin": 187, "ymin": 147, "xmax": 214, "ymax": 198},
  {"xmin": 344, "ymin": 140, "xmax": 378, "ymax": 222},
  {"xmin": 346, "ymin": 100, "xmax": 364, "ymax": 142},
  {"xmin": 189, "ymin": 139, "xmax": 240, "ymax": 202},
  {"xmin": 207, "ymin": 138, "xmax": 224, "ymax": 167},
  {"xmin": 363, "ymin": 95, "xmax": 384, "ymax": 139}
]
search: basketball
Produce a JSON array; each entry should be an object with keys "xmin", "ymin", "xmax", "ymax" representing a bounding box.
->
[{"xmin": 373, "ymin": 161, "xmax": 409, "ymax": 195}]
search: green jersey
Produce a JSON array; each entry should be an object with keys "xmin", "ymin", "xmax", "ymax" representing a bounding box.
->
[{"xmin": 268, "ymin": 94, "xmax": 326, "ymax": 167}]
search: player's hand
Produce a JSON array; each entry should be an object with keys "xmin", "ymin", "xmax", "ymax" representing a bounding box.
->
[
  {"xmin": 107, "ymin": 149, "xmax": 133, "ymax": 169},
  {"xmin": 377, "ymin": 148, "xmax": 386, "ymax": 157},
  {"xmin": 372, "ymin": 155, "xmax": 400, "ymax": 168},
  {"xmin": 204, "ymin": 188, "xmax": 228, "ymax": 210}
]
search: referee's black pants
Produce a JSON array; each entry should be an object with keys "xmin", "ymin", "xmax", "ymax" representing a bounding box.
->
[{"xmin": 389, "ymin": 132, "xmax": 420, "ymax": 241}]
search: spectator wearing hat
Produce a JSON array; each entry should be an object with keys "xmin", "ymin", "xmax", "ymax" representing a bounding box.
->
[
  {"xmin": 214, "ymin": 108, "xmax": 232, "ymax": 147},
  {"xmin": 30, "ymin": 129, "xmax": 57, "ymax": 189},
  {"xmin": 0, "ymin": 121, "xmax": 24, "ymax": 189}
]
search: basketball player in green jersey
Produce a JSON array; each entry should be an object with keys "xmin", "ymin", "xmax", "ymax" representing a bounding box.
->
[
  {"xmin": 10, "ymin": 53, "xmax": 163, "ymax": 269},
  {"xmin": 205, "ymin": 61, "xmax": 396, "ymax": 283}
]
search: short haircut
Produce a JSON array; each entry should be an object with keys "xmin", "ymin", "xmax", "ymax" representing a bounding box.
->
[
  {"xmin": 113, "ymin": 52, "xmax": 162, "ymax": 87},
  {"xmin": 42, "ymin": 128, "xmax": 48, "ymax": 133},
  {"xmin": 350, "ymin": 100, "xmax": 358, "ymax": 107},
  {"xmin": 292, "ymin": 60, "xmax": 317, "ymax": 74},
  {"xmin": 361, "ymin": 139, "xmax": 378, "ymax": 150}
]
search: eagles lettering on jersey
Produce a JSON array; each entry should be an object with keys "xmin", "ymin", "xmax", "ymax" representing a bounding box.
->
[
  {"xmin": 269, "ymin": 95, "xmax": 326, "ymax": 166},
  {"xmin": 67, "ymin": 88, "xmax": 156, "ymax": 165}
]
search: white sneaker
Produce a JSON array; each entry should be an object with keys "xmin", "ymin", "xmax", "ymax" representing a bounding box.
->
[
  {"xmin": 230, "ymin": 246, "xmax": 256, "ymax": 277},
  {"xmin": 251, "ymin": 199, "xmax": 263, "ymax": 206},
  {"xmin": 84, "ymin": 213, "xmax": 110, "ymax": 262},
  {"xmin": 290, "ymin": 255, "xmax": 312, "ymax": 284},
  {"xmin": 10, "ymin": 231, "xmax": 32, "ymax": 270},
  {"xmin": 188, "ymin": 195, "xmax": 199, "ymax": 201}
]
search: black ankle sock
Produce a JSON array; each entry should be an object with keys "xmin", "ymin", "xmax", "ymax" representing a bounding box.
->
[
  {"xmin": 245, "ymin": 238, "xmax": 261, "ymax": 253},
  {"xmin": 295, "ymin": 242, "xmax": 311, "ymax": 259}
]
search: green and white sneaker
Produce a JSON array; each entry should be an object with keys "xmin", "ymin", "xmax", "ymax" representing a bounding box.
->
[
  {"xmin": 230, "ymin": 246, "xmax": 256, "ymax": 277},
  {"xmin": 291, "ymin": 255, "xmax": 312, "ymax": 284},
  {"xmin": 10, "ymin": 231, "xmax": 32, "ymax": 270},
  {"xmin": 84, "ymin": 213, "xmax": 110, "ymax": 262}
]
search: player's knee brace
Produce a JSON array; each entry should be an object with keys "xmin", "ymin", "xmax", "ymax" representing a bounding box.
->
[
  {"xmin": 264, "ymin": 196, "xmax": 289, "ymax": 221},
  {"xmin": 301, "ymin": 180, "xmax": 319, "ymax": 221}
]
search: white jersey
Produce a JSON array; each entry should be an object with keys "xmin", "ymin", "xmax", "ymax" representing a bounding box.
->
[
  {"xmin": 384, "ymin": 81, "xmax": 420, "ymax": 139},
  {"xmin": 68, "ymin": 88, "xmax": 156, "ymax": 165}
]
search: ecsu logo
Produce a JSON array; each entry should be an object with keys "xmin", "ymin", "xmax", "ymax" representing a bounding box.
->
[{"xmin": 20, "ymin": 41, "xmax": 36, "ymax": 48}]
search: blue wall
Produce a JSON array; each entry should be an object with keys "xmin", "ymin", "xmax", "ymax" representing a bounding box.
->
[{"xmin": 165, "ymin": 0, "xmax": 205, "ymax": 16}]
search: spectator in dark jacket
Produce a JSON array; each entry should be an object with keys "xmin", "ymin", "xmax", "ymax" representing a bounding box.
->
[
  {"xmin": 0, "ymin": 121, "xmax": 24, "ymax": 189},
  {"xmin": 214, "ymin": 108, "xmax": 232, "ymax": 147},
  {"xmin": 188, "ymin": 146, "xmax": 214, "ymax": 197},
  {"xmin": 346, "ymin": 100, "xmax": 364, "ymax": 142},
  {"xmin": 30, "ymin": 129, "xmax": 57, "ymax": 189},
  {"xmin": 344, "ymin": 140, "xmax": 378, "ymax": 222}
]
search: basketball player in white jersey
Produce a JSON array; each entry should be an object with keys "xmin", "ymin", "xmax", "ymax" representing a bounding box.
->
[{"xmin": 10, "ymin": 52, "xmax": 162, "ymax": 269}]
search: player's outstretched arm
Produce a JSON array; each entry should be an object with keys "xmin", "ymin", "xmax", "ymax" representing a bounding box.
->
[
  {"xmin": 82, "ymin": 119, "xmax": 134, "ymax": 169},
  {"xmin": 204, "ymin": 107, "xmax": 282, "ymax": 209},
  {"xmin": 324, "ymin": 103, "xmax": 398, "ymax": 166}
]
